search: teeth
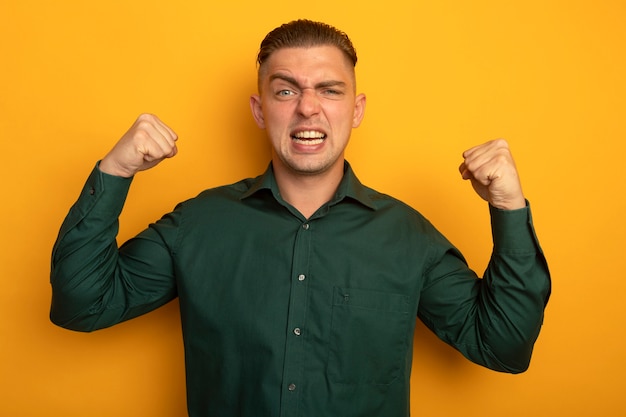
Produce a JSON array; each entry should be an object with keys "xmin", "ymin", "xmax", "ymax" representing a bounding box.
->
[
  {"xmin": 293, "ymin": 131, "xmax": 325, "ymax": 139},
  {"xmin": 293, "ymin": 138, "xmax": 324, "ymax": 145}
]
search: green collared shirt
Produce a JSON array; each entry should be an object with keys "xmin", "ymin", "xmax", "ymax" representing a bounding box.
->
[{"xmin": 51, "ymin": 162, "xmax": 550, "ymax": 417}]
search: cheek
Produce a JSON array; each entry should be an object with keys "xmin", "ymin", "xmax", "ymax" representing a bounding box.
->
[
  {"xmin": 332, "ymin": 108, "xmax": 357, "ymax": 131},
  {"xmin": 263, "ymin": 114, "xmax": 290, "ymax": 144},
  {"xmin": 263, "ymin": 102, "xmax": 293, "ymax": 127},
  {"xmin": 326, "ymin": 101, "xmax": 355, "ymax": 119}
]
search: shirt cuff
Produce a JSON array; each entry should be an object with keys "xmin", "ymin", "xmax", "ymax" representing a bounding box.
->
[
  {"xmin": 489, "ymin": 201, "xmax": 541, "ymax": 255},
  {"xmin": 77, "ymin": 161, "xmax": 134, "ymax": 216}
]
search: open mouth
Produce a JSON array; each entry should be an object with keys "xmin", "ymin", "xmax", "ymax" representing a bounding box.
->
[{"xmin": 291, "ymin": 130, "xmax": 327, "ymax": 145}]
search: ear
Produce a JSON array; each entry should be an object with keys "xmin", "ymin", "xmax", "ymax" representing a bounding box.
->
[
  {"xmin": 250, "ymin": 94, "xmax": 265, "ymax": 129},
  {"xmin": 352, "ymin": 93, "xmax": 366, "ymax": 128}
]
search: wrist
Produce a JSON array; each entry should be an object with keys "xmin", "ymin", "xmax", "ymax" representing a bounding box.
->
[
  {"xmin": 98, "ymin": 157, "xmax": 135, "ymax": 178},
  {"xmin": 491, "ymin": 197, "xmax": 527, "ymax": 211},
  {"xmin": 492, "ymin": 197, "xmax": 526, "ymax": 210}
]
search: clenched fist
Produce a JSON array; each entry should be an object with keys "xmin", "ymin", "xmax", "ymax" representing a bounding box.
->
[
  {"xmin": 459, "ymin": 139, "xmax": 526, "ymax": 211},
  {"xmin": 99, "ymin": 114, "xmax": 178, "ymax": 178}
]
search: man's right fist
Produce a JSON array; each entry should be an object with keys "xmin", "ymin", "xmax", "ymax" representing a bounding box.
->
[{"xmin": 99, "ymin": 114, "xmax": 178, "ymax": 178}]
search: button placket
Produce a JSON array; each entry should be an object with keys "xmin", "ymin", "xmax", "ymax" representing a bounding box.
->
[{"xmin": 279, "ymin": 220, "xmax": 312, "ymax": 414}]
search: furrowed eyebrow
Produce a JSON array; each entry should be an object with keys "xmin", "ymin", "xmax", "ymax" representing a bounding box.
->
[
  {"xmin": 315, "ymin": 80, "xmax": 347, "ymax": 90},
  {"xmin": 269, "ymin": 74, "xmax": 347, "ymax": 90},
  {"xmin": 269, "ymin": 74, "xmax": 299, "ymax": 86}
]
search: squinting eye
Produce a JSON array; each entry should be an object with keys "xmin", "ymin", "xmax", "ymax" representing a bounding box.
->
[
  {"xmin": 277, "ymin": 90, "xmax": 294, "ymax": 96},
  {"xmin": 323, "ymin": 89, "xmax": 343, "ymax": 96}
]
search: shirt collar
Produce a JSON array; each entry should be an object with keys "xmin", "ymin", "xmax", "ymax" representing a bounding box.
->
[{"xmin": 241, "ymin": 161, "xmax": 377, "ymax": 211}]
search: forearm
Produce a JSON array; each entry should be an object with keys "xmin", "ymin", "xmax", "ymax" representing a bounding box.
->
[
  {"xmin": 475, "ymin": 203, "xmax": 551, "ymax": 371},
  {"xmin": 418, "ymin": 203, "xmax": 551, "ymax": 373},
  {"xmin": 50, "ymin": 164, "xmax": 177, "ymax": 331},
  {"xmin": 50, "ymin": 164, "xmax": 132, "ymax": 330}
]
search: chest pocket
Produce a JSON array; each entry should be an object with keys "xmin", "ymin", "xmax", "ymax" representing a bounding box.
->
[{"xmin": 327, "ymin": 287, "xmax": 411, "ymax": 385}]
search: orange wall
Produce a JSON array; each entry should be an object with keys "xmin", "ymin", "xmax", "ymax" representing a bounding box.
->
[{"xmin": 2, "ymin": 1, "xmax": 625, "ymax": 416}]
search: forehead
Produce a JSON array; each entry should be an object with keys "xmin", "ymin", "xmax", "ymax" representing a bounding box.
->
[{"xmin": 259, "ymin": 45, "xmax": 355, "ymax": 86}]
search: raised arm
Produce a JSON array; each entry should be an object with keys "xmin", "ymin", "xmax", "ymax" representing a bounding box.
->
[
  {"xmin": 50, "ymin": 114, "xmax": 180, "ymax": 331},
  {"xmin": 418, "ymin": 139, "xmax": 550, "ymax": 373}
]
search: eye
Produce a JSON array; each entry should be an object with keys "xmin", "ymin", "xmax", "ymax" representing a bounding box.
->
[
  {"xmin": 277, "ymin": 89, "xmax": 295, "ymax": 97},
  {"xmin": 321, "ymin": 88, "xmax": 344, "ymax": 98}
]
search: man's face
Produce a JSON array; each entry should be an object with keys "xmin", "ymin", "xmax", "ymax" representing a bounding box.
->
[{"xmin": 250, "ymin": 46, "xmax": 366, "ymax": 178}]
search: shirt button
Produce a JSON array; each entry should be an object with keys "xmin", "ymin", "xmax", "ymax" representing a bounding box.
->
[
  {"xmin": 298, "ymin": 274, "xmax": 306, "ymax": 281},
  {"xmin": 89, "ymin": 187, "xmax": 95, "ymax": 195},
  {"xmin": 288, "ymin": 383, "xmax": 296, "ymax": 391},
  {"xmin": 293, "ymin": 327, "xmax": 301, "ymax": 336},
  {"xmin": 302, "ymin": 223, "xmax": 310, "ymax": 230}
]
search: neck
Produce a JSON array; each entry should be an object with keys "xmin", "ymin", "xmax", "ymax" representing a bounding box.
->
[{"xmin": 273, "ymin": 160, "xmax": 344, "ymax": 219}]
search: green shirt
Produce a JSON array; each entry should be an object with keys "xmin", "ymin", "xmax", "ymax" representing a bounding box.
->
[{"xmin": 51, "ymin": 161, "xmax": 550, "ymax": 417}]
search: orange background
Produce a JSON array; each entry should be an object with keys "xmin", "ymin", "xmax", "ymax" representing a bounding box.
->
[{"xmin": 2, "ymin": 1, "xmax": 625, "ymax": 415}]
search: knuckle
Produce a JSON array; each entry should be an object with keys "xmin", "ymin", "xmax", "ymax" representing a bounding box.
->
[
  {"xmin": 137, "ymin": 113, "xmax": 156, "ymax": 122},
  {"xmin": 132, "ymin": 129, "xmax": 149, "ymax": 142},
  {"xmin": 493, "ymin": 138, "xmax": 509, "ymax": 148},
  {"xmin": 133, "ymin": 123, "xmax": 151, "ymax": 136},
  {"xmin": 134, "ymin": 114, "xmax": 157, "ymax": 129},
  {"xmin": 494, "ymin": 153, "xmax": 509, "ymax": 163}
]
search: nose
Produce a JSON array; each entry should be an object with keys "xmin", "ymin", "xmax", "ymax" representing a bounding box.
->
[{"xmin": 296, "ymin": 89, "xmax": 321, "ymax": 118}]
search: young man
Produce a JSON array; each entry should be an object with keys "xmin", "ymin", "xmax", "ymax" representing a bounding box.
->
[{"xmin": 51, "ymin": 20, "xmax": 550, "ymax": 417}]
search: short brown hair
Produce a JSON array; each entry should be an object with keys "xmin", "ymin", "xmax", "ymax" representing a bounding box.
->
[{"xmin": 257, "ymin": 19, "xmax": 358, "ymax": 70}]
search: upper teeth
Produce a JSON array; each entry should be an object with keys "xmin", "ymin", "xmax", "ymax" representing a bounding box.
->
[{"xmin": 294, "ymin": 131, "xmax": 325, "ymax": 139}]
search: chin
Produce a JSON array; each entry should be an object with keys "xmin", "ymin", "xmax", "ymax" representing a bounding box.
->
[{"xmin": 289, "ymin": 159, "xmax": 342, "ymax": 177}]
